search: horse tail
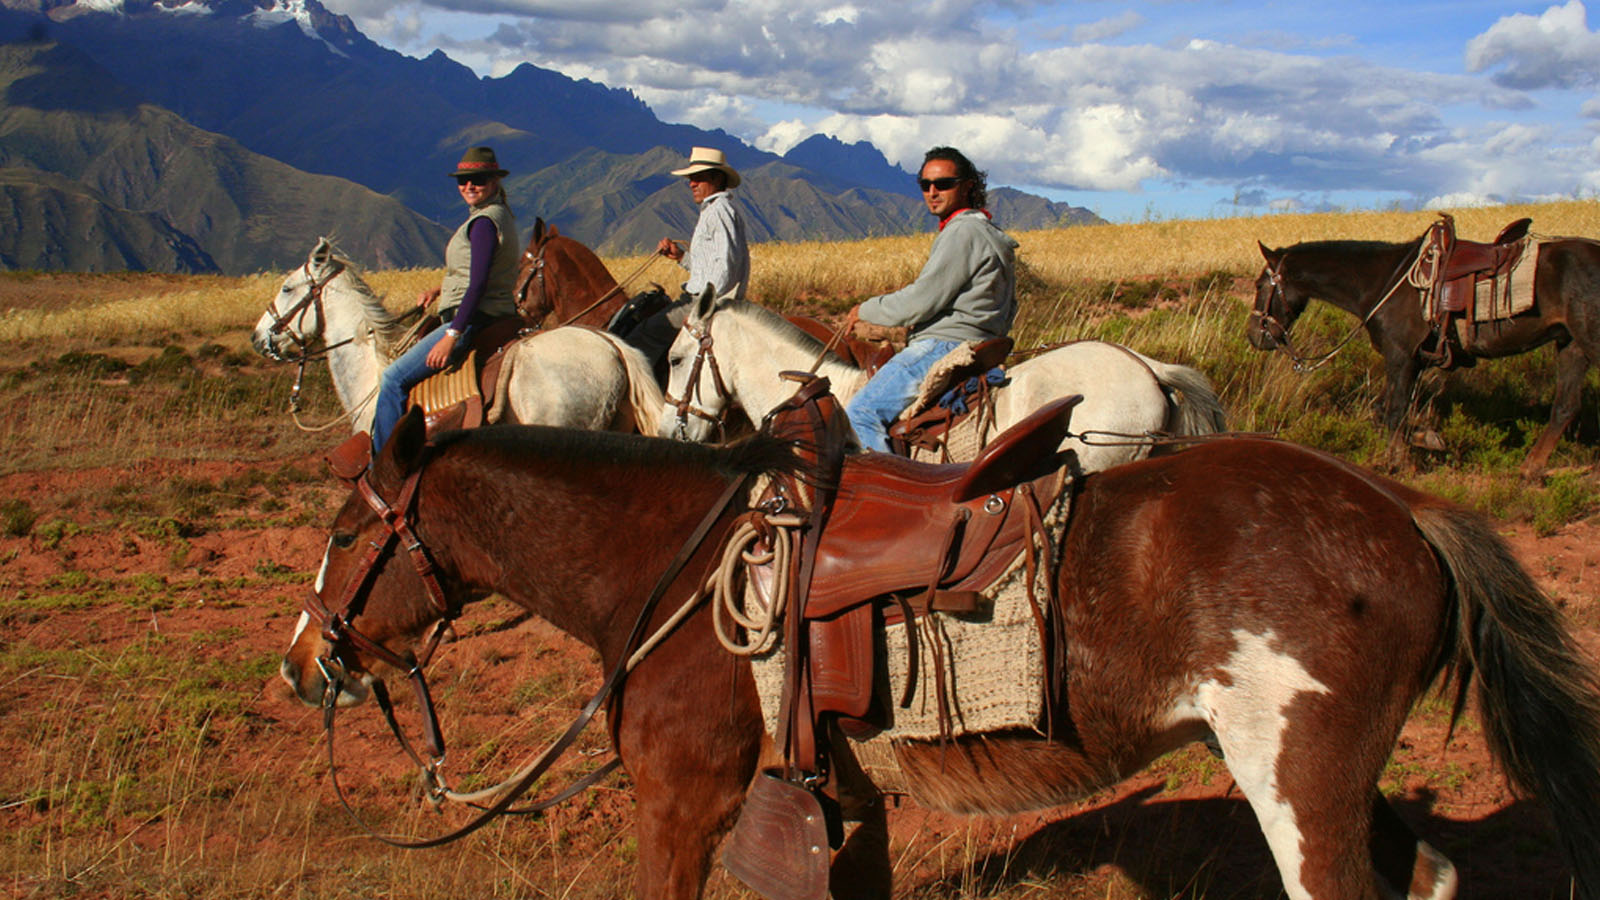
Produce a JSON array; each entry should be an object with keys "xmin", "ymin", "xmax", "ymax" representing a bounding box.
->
[
  {"xmin": 600, "ymin": 333, "xmax": 665, "ymax": 437},
  {"xmin": 1123, "ymin": 350, "xmax": 1227, "ymax": 436},
  {"xmin": 1412, "ymin": 502, "xmax": 1600, "ymax": 899}
]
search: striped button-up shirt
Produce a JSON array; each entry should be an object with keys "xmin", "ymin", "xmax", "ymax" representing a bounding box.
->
[{"xmin": 680, "ymin": 190, "xmax": 749, "ymax": 299}]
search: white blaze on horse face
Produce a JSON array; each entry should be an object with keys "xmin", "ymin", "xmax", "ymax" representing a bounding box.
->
[{"xmin": 1188, "ymin": 629, "xmax": 1331, "ymax": 900}]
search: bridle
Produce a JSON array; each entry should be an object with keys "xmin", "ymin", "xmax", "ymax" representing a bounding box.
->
[
  {"xmin": 260, "ymin": 260, "xmax": 349, "ymax": 364},
  {"xmin": 664, "ymin": 318, "xmax": 735, "ymax": 440},
  {"xmin": 1250, "ymin": 243, "xmax": 1424, "ymax": 374},
  {"xmin": 302, "ymin": 449, "xmax": 754, "ymax": 847},
  {"xmin": 303, "ymin": 463, "xmax": 456, "ymax": 775},
  {"xmin": 513, "ymin": 239, "xmax": 553, "ymax": 323}
]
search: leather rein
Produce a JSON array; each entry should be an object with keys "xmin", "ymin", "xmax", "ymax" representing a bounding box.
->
[{"xmin": 304, "ymin": 452, "xmax": 752, "ymax": 847}]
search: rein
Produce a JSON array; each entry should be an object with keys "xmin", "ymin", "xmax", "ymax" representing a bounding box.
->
[
  {"xmin": 307, "ymin": 456, "xmax": 754, "ymax": 847},
  {"xmin": 1252, "ymin": 240, "xmax": 1426, "ymax": 373}
]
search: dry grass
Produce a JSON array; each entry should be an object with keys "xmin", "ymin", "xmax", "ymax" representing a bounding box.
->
[{"xmin": 0, "ymin": 202, "xmax": 1595, "ymax": 898}]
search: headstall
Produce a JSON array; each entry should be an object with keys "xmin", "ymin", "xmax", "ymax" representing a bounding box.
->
[{"xmin": 664, "ymin": 319, "xmax": 734, "ymax": 440}]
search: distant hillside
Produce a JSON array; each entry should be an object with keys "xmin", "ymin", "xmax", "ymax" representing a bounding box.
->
[
  {"xmin": 0, "ymin": 37, "xmax": 446, "ymax": 273},
  {"xmin": 0, "ymin": 0, "xmax": 1102, "ymax": 272}
]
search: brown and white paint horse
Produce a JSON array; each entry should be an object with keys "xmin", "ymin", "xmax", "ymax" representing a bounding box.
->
[{"xmin": 282, "ymin": 410, "xmax": 1600, "ymax": 900}]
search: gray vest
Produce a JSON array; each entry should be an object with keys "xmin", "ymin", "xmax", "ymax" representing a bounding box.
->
[{"xmin": 439, "ymin": 201, "xmax": 520, "ymax": 321}]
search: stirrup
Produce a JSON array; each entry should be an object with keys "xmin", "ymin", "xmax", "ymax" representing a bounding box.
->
[{"xmin": 722, "ymin": 769, "xmax": 835, "ymax": 900}]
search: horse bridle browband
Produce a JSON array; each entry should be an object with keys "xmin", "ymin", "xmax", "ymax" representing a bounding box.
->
[
  {"xmin": 305, "ymin": 451, "xmax": 753, "ymax": 847},
  {"xmin": 665, "ymin": 319, "xmax": 735, "ymax": 440}
]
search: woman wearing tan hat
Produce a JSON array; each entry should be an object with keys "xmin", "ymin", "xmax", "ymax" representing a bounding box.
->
[
  {"xmin": 620, "ymin": 146, "xmax": 749, "ymax": 368},
  {"xmin": 371, "ymin": 146, "xmax": 521, "ymax": 450}
]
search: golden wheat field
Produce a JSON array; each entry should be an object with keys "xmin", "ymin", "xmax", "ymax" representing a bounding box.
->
[{"xmin": 0, "ymin": 203, "xmax": 1597, "ymax": 900}]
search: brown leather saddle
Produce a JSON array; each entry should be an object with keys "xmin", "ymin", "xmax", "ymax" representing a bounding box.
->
[
  {"xmin": 887, "ymin": 336, "xmax": 1014, "ymax": 457},
  {"xmin": 406, "ymin": 315, "xmax": 528, "ymax": 432},
  {"xmin": 1418, "ymin": 213, "xmax": 1532, "ymax": 367},
  {"xmin": 723, "ymin": 376, "xmax": 1077, "ymax": 899}
]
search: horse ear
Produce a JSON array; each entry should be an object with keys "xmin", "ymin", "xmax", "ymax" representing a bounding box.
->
[
  {"xmin": 533, "ymin": 217, "xmax": 546, "ymax": 243},
  {"xmin": 692, "ymin": 284, "xmax": 717, "ymax": 322},
  {"xmin": 1258, "ymin": 241, "xmax": 1279, "ymax": 262},
  {"xmin": 391, "ymin": 407, "xmax": 430, "ymax": 474},
  {"xmin": 311, "ymin": 237, "xmax": 331, "ymax": 266},
  {"xmin": 373, "ymin": 408, "xmax": 429, "ymax": 485}
]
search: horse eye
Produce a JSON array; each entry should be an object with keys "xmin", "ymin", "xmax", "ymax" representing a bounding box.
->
[{"xmin": 331, "ymin": 532, "xmax": 357, "ymax": 550}]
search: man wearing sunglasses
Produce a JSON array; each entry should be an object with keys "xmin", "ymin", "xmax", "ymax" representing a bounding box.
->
[
  {"xmin": 842, "ymin": 146, "xmax": 1018, "ymax": 452},
  {"xmin": 618, "ymin": 146, "xmax": 749, "ymax": 369}
]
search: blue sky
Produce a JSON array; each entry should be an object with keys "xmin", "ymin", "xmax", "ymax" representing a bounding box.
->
[{"xmin": 318, "ymin": 0, "xmax": 1600, "ymax": 222}]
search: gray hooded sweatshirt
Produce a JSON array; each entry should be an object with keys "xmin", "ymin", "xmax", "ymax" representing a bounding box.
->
[{"xmin": 857, "ymin": 209, "xmax": 1019, "ymax": 344}]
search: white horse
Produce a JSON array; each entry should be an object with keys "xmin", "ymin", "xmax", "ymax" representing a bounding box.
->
[
  {"xmin": 251, "ymin": 239, "xmax": 661, "ymax": 436},
  {"xmin": 660, "ymin": 290, "xmax": 1227, "ymax": 473}
]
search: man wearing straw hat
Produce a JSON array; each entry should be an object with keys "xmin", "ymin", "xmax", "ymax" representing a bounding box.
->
[{"xmin": 619, "ymin": 146, "xmax": 750, "ymax": 367}]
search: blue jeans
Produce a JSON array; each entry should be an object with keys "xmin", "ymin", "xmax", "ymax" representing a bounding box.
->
[
  {"xmin": 371, "ymin": 323, "xmax": 473, "ymax": 452},
  {"xmin": 845, "ymin": 338, "xmax": 961, "ymax": 452}
]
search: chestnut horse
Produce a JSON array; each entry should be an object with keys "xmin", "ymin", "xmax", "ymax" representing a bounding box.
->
[
  {"xmin": 282, "ymin": 411, "xmax": 1600, "ymax": 900},
  {"xmin": 513, "ymin": 217, "xmax": 633, "ymax": 329},
  {"xmin": 1248, "ymin": 234, "xmax": 1600, "ymax": 477}
]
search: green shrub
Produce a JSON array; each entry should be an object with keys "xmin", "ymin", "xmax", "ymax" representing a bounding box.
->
[{"xmin": 0, "ymin": 498, "xmax": 37, "ymax": 536}]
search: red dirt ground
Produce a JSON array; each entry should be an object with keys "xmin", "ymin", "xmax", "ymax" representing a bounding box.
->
[{"xmin": 2, "ymin": 451, "xmax": 1596, "ymax": 898}]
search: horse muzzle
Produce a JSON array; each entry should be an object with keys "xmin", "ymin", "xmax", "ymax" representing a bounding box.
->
[
  {"xmin": 281, "ymin": 652, "xmax": 372, "ymax": 708},
  {"xmin": 1245, "ymin": 310, "xmax": 1284, "ymax": 351}
]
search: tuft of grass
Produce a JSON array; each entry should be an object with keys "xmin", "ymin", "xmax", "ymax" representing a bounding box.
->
[{"xmin": 0, "ymin": 498, "xmax": 37, "ymax": 536}]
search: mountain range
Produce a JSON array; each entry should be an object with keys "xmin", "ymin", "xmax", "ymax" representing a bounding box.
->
[{"xmin": 0, "ymin": 0, "xmax": 1102, "ymax": 275}]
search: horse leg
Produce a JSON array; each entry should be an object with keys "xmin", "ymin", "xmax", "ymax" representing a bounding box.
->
[
  {"xmin": 1380, "ymin": 354, "xmax": 1423, "ymax": 473},
  {"xmin": 827, "ymin": 735, "xmax": 892, "ymax": 900},
  {"xmin": 1520, "ymin": 340, "xmax": 1589, "ymax": 479},
  {"xmin": 1369, "ymin": 791, "xmax": 1458, "ymax": 899},
  {"xmin": 622, "ymin": 663, "xmax": 763, "ymax": 899}
]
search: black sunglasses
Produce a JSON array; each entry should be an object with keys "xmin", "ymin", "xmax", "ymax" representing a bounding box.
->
[
  {"xmin": 918, "ymin": 176, "xmax": 962, "ymax": 193},
  {"xmin": 456, "ymin": 174, "xmax": 494, "ymax": 187}
]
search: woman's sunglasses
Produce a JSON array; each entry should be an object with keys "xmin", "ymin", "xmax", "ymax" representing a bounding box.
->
[
  {"xmin": 918, "ymin": 176, "xmax": 962, "ymax": 193},
  {"xmin": 456, "ymin": 174, "xmax": 494, "ymax": 186}
]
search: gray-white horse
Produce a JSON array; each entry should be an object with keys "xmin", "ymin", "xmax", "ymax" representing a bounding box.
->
[
  {"xmin": 660, "ymin": 290, "xmax": 1227, "ymax": 472},
  {"xmin": 251, "ymin": 239, "xmax": 661, "ymax": 435}
]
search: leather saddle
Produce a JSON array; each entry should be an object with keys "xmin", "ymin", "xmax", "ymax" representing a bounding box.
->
[
  {"xmin": 724, "ymin": 379, "xmax": 1078, "ymax": 900},
  {"xmin": 749, "ymin": 380, "xmax": 1078, "ymax": 759},
  {"xmin": 1417, "ymin": 213, "xmax": 1532, "ymax": 367},
  {"xmin": 888, "ymin": 337, "xmax": 1014, "ymax": 457},
  {"xmin": 406, "ymin": 315, "xmax": 528, "ymax": 432},
  {"xmin": 1423, "ymin": 213, "xmax": 1532, "ymax": 315}
]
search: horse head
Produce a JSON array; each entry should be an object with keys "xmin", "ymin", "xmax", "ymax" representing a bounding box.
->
[
  {"xmin": 661, "ymin": 285, "xmax": 737, "ymax": 442},
  {"xmin": 280, "ymin": 408, "xmax": 465, "ymax": 709},
  {"xmin": 252, "ymin": 238, "xmax": 348, "ymax": 361},
  {"xmin": 1247, "ymin": 241, "xmax": 1308, "ymax": 351},
  {"xmin": 514, "ymin": 218, "xmax": 622, "ymax": 328}
]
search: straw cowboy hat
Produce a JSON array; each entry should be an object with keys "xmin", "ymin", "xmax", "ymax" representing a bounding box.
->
[
  {"xmin": 670, "ymin": 146, "xmax": 741, "ymax": 189},
  {"xmin": 449, "ymin": 146, "xmax": 509, "ymax": 179}
]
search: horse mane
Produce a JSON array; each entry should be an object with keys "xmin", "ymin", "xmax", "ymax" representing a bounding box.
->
[
  {"xmin": 1287, "ymin": 236, "xmax": 1422, "ymax": 257},
  {"xmin": 318, "ymin": 244, "xmax": 408, "ymax": 343},
  {"xmin": 725, "ymin": 300, "xmax": 829, "ymax": 359},
  {"xmin": 429, "ymin": 423, "xmax": 813, "ymax": 483}
]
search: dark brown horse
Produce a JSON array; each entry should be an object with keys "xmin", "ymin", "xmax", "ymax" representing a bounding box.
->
[
  {"xmin": 282, "ymin": 410, "xmax": 1600, "ymax": 900},
  {"xmin": 1247, "ymin": 232, "xmax": 1600, "ymax": 477},
  {"xmin": 513, "ymin": 217, "xmax": 632, "ymax": 329}
]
